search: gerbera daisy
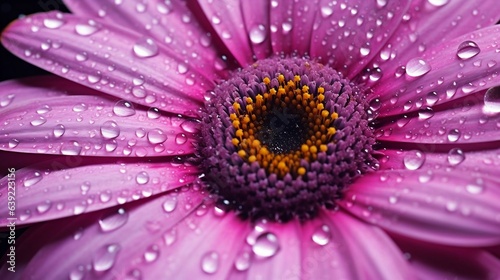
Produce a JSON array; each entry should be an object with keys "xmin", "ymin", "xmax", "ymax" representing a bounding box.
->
[{"xmin": 1, "ymin": 0, "xmax": 500, "ymax": 279}]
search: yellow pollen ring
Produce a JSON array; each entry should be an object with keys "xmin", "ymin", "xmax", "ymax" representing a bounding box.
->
[{"xmin": 230, "ymin": 76, "xmax": 338, "ymax": 178}]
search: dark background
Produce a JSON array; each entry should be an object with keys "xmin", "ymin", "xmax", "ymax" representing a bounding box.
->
[{"xmin": 0, "ymin": 0, "xmax": 69, "ymax": 82}]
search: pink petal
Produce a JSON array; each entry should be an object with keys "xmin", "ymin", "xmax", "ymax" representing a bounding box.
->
[
  {"xmin": 1, "ymin": 11, "xmax": 210, "ymax": 116},
  {"xmin": 196, "ymin": 0, "xmax": 254, "ymax": 67},
  {"xmin": 373, "ymin": 24, "xmax": 500, "ymax": 117},
  {"xmin": 63, "ymin": 0, "xmax": 226, "ymax": 80},
  {"xmin": 268, "ymin": 0, "xmax": 295, "ymax": 55},
  {"xmin": 310, "ymin": 0, "xmax": 411, "ymax": 79},
  {"xmin": 289, "ymin": 0, "xmax": 318, "ymax": 56},
  {"xmin": 300, "ymin": 210, "xmax": 414, "ymax": 279},
  {"xmin": 241, "ymin": 0, "xmax": 272, "ymax": 59},
  {"xmin": 375, "ymin": 91, "xmax": 500, "ymax": 144},
  {"xmin": 393, "ymin": 235, "xmax": 500, "ymax": 280},
  {"xmin": 16, "ymin": 189, "xmax": 205, "ymax": 279},
  {"xmin": 372, "ymin": 0, "xmax": 500, "ymax": 90},
  {"xmin": 0, "ymin": 77, "xmax": 198, "ymax": 157},
  {"xmin": 0, "ymin": 158, "xmax": 199, "ymax": 225},
  {"xmin": 341, "ymin": 169, "xmax": 500, "ymax": 246}
]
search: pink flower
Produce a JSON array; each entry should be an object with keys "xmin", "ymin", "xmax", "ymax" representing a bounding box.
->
[{"xmin": 1, "ymin": 0, "xmax": 500, "ymax": 279}]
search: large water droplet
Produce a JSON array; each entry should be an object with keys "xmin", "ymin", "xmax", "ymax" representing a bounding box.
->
[
  {"xmin": 321, "ymin": 6, "xmax": 333, "ymax": 17},
  {"xmin": 23, "ymin": 171, "xmax": 43, "ymax": 187},
  {"xmin": 8, "ymin": 139, "xmax": 19, "ymax": 148},
  {"xmin": 93, "ymin": 244, "xmax": 121, "ymax": 272},
  {"xmin": 427, "ymin": 0, "xmax": 449, "ymax": 6},
  {"xmin": 403, "ymin": 150, "xmax": 425, "ymax": 170},
  {"xmin": 30, "ymin": 116, "xmax": 47, "ymax": 126},
  {"xmin": 99, "ymin": 208, "xmax": 128, "ymax": 232},
  {"xmin": 53, "ymin": 124, "xmax": 66, "ymax": 138},
  {"xmin": 75, "ymin": 21, "xmax": 100, "ymax": 36},
  {"xmin": 456, "ymin": 40, "xmax": 480, "ymax": 60},
  {"xmin": 484, "ymin": 87, "xmax": 500, "ymax": 113},
  {"xmin": 100, "ymin": 121, "xmax": 120, "ymax": 139},
  {"xmin": 147, "ymin": 107, "xmax": 161, "ymax": 119},
  {"xmin": 252, "ymin": 232, "xmax": 279, "ymax": 258},
  {"xmin": 406, "ymin": 58, "xmax": 431, "ymax": 77},
  {"xmin": 162, "ymin": 197, "xmax": 177, "ymax": 213},
  {"xmin": 312, "ymin": 224, "xmax": 331, "ymax": 246},
  {"xmin": 447, "ymin": 129, "xmax": 460, "ymax": 142},
  {"xmin": 147, "ymin": 129, "xmax": 167, "ymax": 144},
  {"xmin": 43, "ymin": 18, "xmax": 64, "ymax": 29},
  {"xmin": 61, "ymin": 141, "xmax": 82, "ymax": 155},
  {"xmin": 201, "ymin": 251, "xmax": 219, "ymax": 274},
  {"xmin": 36, "ymin": 200, "xmax": 52, "ymax": 214},
  {"xmin": 136, "ymin": 171, "xmax": 150, "ymax": 185},
  {"xmin": 418, "ymin": 107, "xmax": 434, "ymax": 120},
  {"xmin": 249, "ymin": 24, "xmax": 267, "ymax": 44},
  {"xmin": 113, "ymin": 100, "xmax": 136, "ymax": 117},
  {"xmin": 175, "ymin": 133, "xmax": 187, "ymax": 145},
  {"xmin": 447, "ymin": 148, "xmax": 465, "ymax": 166},
  {"xmin": 133, "ymin": 37, "xmax": 159, "ymax": 58}
]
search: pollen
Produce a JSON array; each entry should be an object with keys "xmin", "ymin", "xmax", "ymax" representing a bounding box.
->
[{"xmin": 229, "ymin": 75, "xmax": 338, "ymax": 178}]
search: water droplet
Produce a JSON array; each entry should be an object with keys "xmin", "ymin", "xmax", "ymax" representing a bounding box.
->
[
  {"xmin": 321, "ymin": 6, "xmax": 333, "ymax": 17},
  {"xmin": 447, "ymin": 129, "xmax": 460, "ymax": 142},
  {"xmin": 406, "ymin": 58, "xmax": 431, "ymax": 77},
  {"xmin": 100, "ymin": 121, "xmax": 120, "ymax": 139},
  {"xmin": 426, "ymin": 91, "xmax": 439, "ymax": 105},
  {"xmin": 252, "ymin": 232, "xmax": 279, "ymax": 258},
  {"xmin": 30, "ymin": 116, "xmax": 47, "ymax": 126},
  {"xmin": 133, "ymin": 37, "xmax": 159, "ymax": 58},
  {"xmin": 80, "ymin": 181, "xmax": 91, "ymax": 195},
  {"xmin": 147, "ymin": 129, "xmax": 167, "ymax": 144},
  {"xmin": 418, "ymin": 107, "xmax": 434, "ymax": 120},
  {"xmin": 23, "ymin": 171, "xmax": 42, "ymax": 187},
  {"xmin": 36, "ymin": 200, "xmax": 52, "ymax": 214},
  {"xmin": 75, "ymin": 52, "xmax": 88, "ymax": 62},
  {"xmin": 249, "ymin": 24, "xmax": 266, "ymax": 44},
  {"xmin": 427, "ymin": 0, "xmax": 449, "ymax": 6},
  {"xmin": 234, "ymin": 251, "xmax": 251, "ymax": 271},
  {"xmin": 175, "ymin": 133, "xmax": 187, "ymax": 145},
  {"xmin": 446, "ymin": 201, "xmax": 458, "ymax": 212},
  {"xmin": 99, "ymin": 208, "xmax": 128, "ymax": 232},
  {"xmin": 144, "ymin": 245, "xmax": 160, "ymax": 263},
  {"xmin": 147, "ymin": 107, "xmax": 161, "ymax": 119},
  {"xmin": 100, "ymin": 191, "xmax": 112, "ymax": 203},
  {"xmin": 8, "ymin": 139, "xmax": 19, "ymax": 148},
  {"xmin": 113, "ymin": 100, "xmax": 136, "ymax": 117},
  {"xmin": 162, "ymin": 197, "xmax": 177, "ymax": 213},
  {"xmin": 312, "ymin": 225, "xmax": 331, "ymax": 246},
  {"xmin": 201, "ymin": 251, "xmax": 219, "ymax": 274},
  {"xmin": 43, "ymin": 18, "xmax": 64, "ymax": 29},
  {"xmin": 180, "ymin": 121, "xmax": 198, "ymax": 133},
  {"xmin": 466, "ymin": 181, "xmax": 483, "ymax": 194},
  {"xmin": 136, "ymin": 171, "xmax": 149, "ymax": 185},
  {"xmin": 403, "ymin": 150, "xmax": 425, "ymax": 170},
  {"xmin": 75, "ymin": 22, "xmax": 100, "ymax": 36},
  {"xmin": 456, "ymin": 40, "xmax": 480, "ymax": 60},
  {"xmin": 61, "ymin": 141, "xmax": 82, "ymax": 155},
  {"xmin": 376, "ymin": 0, "xmax": 388, "ymax": 8},
  {"xmin": 36, "ymin": 104, "xmax": 52, "ymax": 114},
  {"xmin": 447, "ymin": 148, "xmax": 465, "ymax": 166},
  {"xmin": 177, "ymin": 63, "xmax": 188, "ymax": 74},
  {"xmin": 163, "ymin": 229, "xmax": 177, "ymax": 246},
  {"xmin": 69, "ymin": 266, "xmax": 85, "ymax": 280},
  {"xmin": 93, "ymin": 244, "xmax": 121, "ymax": 272},
  {"xmin": 484, "ymin": 87, "xmax": 500, "ymax": 113}
]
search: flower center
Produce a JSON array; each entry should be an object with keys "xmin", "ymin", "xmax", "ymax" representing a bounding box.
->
[{"xmin": 199, "ymin": 57, "xmax": 377, "ymax": 222}]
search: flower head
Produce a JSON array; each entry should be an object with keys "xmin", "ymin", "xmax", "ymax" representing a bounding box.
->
[{"xmin": 1, "ymin": 0, "xmax": 500, "ymax": 279}]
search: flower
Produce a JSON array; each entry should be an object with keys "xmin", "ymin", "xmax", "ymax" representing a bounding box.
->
[{"xmin": 1, "ymin": 0, "xmax": 500, "ymax": 279}]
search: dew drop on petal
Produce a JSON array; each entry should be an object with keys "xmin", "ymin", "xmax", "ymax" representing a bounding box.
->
[
  {"xmin": 36, "ymin": 104, "xmax": 52, "ymax": 114},
  {"xmin": 73, "ymin": 103, "xmax": 88, "ymax": 112},
  {"xmin": 133, "ymin": 37, "xmax": 159, "ymax": 58},
  {"xmin": 113, "ymin": 100, "xmax": 136, "ymax": 117},
  {"xmin": 427, "ymin": 0, "xmax": 449, "ymax": 6},
  {"xmin": 30, "ymin": 116, "xmax": 47, "ymax": 126},
  {"xmin": 8, "ymin": 139, "xmax": 19, "ymax": 149},
  {"xmin": 376, "ymin": 0, "xmax": 387, "ymax": 8},
  {"xmin": 447, "ymin": 148, "xmax": 465, "ymax": 166},
  {"xmin": 93, "ymin": 244, "xmax": 121, "ymax": 272},
  {"xmin": 403, "ymin": 150, "xmax": 425, "ymax": 170},
  {"xmin": 405, "ymin": 58, "xmax": 431, "ymax": 77},
  {"xmin": 162, "ymin": 197, "xmax": 177, "ymax": 213},
  {"xmin": 136, "ymin": 171, "xmax": 150, "ymax": 185},
  {"xmin": 147, "ymin": 107, "xmax": 161, "ymax": 119},
  {"xmin": 36, "ymin": 200, "xmax": 52, "ymax": 214},
  {"xmin": 252, "ymin": 232, "xmax": 280, "ymax": 258},
  {"xmin": 312, "ymin": 224, "xmax": 331, "ymax": 246},
  {"xmin": 321, "ymin": 6, "xmax": 333, "ymax": 17},
  {"xmin": 147, "ymin": 128, "xmax": 167, "ymax": 144},
  {"xmin": 61, "ymin": 141, "xmax": 82, "ymax": 155},
  {"xmin": 234, "ymin": 251, "xmax": 251, "ymax": 271},
  {"xmin": 418, "ymin": 107, "xmax": 434, "ymax": 120},
  {"xmin": 466, "ymin": 183, "xmax": 483, "ymax": 194},
  {"xmin": 43, "ymin": 18, "xmax": 64, "ymax": 29},
  {"xmin": 456, "ymin": 40, "xmax": 480, "ymax": 60},
  {"xmin": 484, "ymin": 87, "xmax": 500, "ymax": 113},
  {"xmin": 144, "ymin": 245, "xmax": 160, "ymax": 263},
  {"xmin": 80, "ymin": 181, "xmax": 91, "ymax": 195},
  {"xmin": 201, "ymin": 251, "xmax": 219, "ymax": 274},
  {"xmin": 249, "ymin": 24, "xmax": 267, "ymax": 44},
  {"xmin": 175, "ymin": 133, "xmax": 187, "ymax": 145},
  {"xmin": 51, "ymin": 124, "xmax": 64, "ymax": 139},
  {"xmin": 75, "ymin": 22, "xmax": 100, "ymax": 36},
  {"xmin": 100, "ymin": 121, "xmax": 120, "ymax": 139},
  {"xmin": 23, "ymin": 171, "xmax": 42, "ymax": 187},
  {"xmin": 99, "ymin": 208, "xmax": 128, "ymax": 232},
  {"xmin": 447, "ymin": 129, "xmax": 460, "ymax": 142}
]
